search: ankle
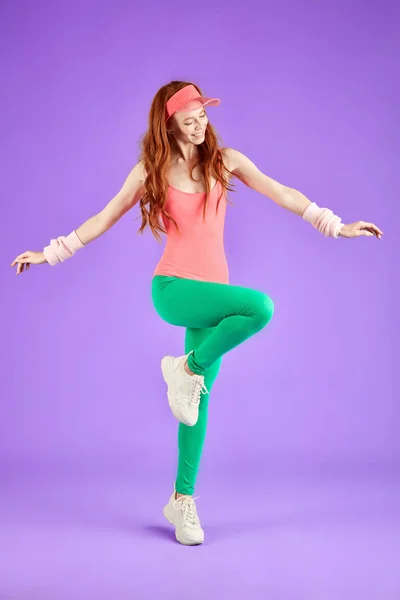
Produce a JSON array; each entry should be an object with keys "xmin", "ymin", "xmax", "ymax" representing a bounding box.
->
[
  {"xmin": 175, "ymin": 491, "xmax": 192, "ymax": 500},
  {"xmin": 183, "ymin": 360, "xmax": 195, "ymax": 376}
]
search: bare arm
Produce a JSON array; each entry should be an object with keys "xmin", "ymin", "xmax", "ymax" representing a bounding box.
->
[
  {"xmin": 10, "ymin": 161, "xmax": 146, "ymax": 274},
  {"xmin": 223, "ymin": 147, "xmax": 310, "ymax": 216},
  {"xmin": 222, "ymin": 148, "xmax": 384, "ymax": 240},
  {"xmin": 75, "ymin": 161, "xmax": 146, "ymax": 244}
]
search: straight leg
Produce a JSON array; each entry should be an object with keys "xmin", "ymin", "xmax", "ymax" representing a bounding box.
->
[{"xmin": 175, "ymin": 326, "xmax": 222, "ymax": 496}]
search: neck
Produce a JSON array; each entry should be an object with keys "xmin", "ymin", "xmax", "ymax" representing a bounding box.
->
[{"xmin": 171, "ymin": 139, "xmax": 199, "ymax": 163}]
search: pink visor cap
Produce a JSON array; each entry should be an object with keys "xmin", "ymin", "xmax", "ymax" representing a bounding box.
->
[{"xmin": 165, "ymin": 84, "xmax": 220, "ymax": 121}]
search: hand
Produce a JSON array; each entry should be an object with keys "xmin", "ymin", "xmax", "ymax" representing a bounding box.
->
[
  {"xmin": 10, "ymin": 251, "xmax": 47, "ymax": 275},
  {"xmin": 339, "ymin": 221, "xmax": 383, "ymax": 239}
]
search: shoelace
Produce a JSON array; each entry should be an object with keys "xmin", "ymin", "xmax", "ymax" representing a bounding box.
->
[
  {"xmin": 190, "ymin": 375, "xmax": 209, "ymax": 405},
  {"xmin": 173, "ymin": 495, "xmax": 200, "ymax": 525}
]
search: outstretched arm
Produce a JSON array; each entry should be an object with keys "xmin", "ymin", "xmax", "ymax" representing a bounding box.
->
[
  {"xmin": 97, "ymin": 161, "xmax": 146, "ymax": 229},
  {"xmin": 10, "ymin": 161, "xmax": 147, "ymax": 274},
  {"xmin": 223, "ymin": 148, "xmax": 383, "ymax": 239},
  {"xmin": 223, "ymin": 147, "xmax": 309, "ymax": 215},
  {"xmin": 46, "ymin": 160, "xmax": 146, "ymax": 247}
]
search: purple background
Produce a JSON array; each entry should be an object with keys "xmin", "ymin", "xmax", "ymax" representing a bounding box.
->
[{"xmin": 1, "ymin": 0, "xmax": 399, "ymax": 598}]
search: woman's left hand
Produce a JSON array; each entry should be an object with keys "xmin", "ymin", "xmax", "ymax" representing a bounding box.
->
[{"xmin": 339, "ymin": 221, "xmax": 383, "ymax": 239}]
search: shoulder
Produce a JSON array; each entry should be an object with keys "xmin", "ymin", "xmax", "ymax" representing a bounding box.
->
[
  {"xmin": 136, "ymin": 159, "xmax": 147, "ymax": 180},
  {"xmin": 218, "ymin": 147, "xmax": 247, "ymax": 174},
  {"xmin": 124, "ymin": 160, "xmax": 146, "ymax": 183}
]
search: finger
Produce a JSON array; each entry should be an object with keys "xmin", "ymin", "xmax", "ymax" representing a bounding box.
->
[
  {"xmin": 368, "ymin": 227, "xmax": 382, "ymax": 238},
  {"xmin": 364, "ymin": 227, "xmax": 377, "ymax": 236},
  {"xmin": 365, "ymin": 223, "xmax": 384, "ymax": 235},
  {"xmin": 372, "ymin": 226, "xmax": 383, "ymax": 237},
  {"xmin": 361, "ymin": 226, "xmax": 380, "ymax": 238},
  {"xmin": 365, "ymin": 222, "xmax": 380, "ymax": 231},
  {"xmin": 11, "ymin": 255, "xmax": 24, "ymax": 267}
]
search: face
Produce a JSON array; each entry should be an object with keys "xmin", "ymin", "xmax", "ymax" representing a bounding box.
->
[{"xmin": 168, "ymin": 106, "xmax": 208, "ymax": 145}]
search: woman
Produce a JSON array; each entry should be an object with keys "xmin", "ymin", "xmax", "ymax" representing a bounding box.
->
[{"xmin": 10, "ymin": 81, "xmax": 383, "ymax": 546}]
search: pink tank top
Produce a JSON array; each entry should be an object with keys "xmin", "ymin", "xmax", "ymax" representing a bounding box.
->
[{"xmin": 153, "ymin": 180, "xmax": 229, "ymax": 284}]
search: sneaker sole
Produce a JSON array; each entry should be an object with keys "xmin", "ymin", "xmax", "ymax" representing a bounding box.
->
[
  {"xmin": 160, "ymin": 356, "xmax": 196, "ymax": 426},
  {"xmin": 163, "ymin": 503, "xmax": 204, "ymax": 546}
]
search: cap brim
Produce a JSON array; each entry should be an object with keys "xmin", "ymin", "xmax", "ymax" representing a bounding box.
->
[{"xmin": 176, "ymin": 96, "xmax": 220, "ymax": 113}]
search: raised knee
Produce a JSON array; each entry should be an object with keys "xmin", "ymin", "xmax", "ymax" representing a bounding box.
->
[{"xmin": 255, "ymin": 293, "xmax": 274, "ymax": 328}]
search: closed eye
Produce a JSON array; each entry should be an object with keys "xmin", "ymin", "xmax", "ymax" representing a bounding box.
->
[{"xmin": 185, "ymin": 113, "xmax": 206, "ymax": 125}]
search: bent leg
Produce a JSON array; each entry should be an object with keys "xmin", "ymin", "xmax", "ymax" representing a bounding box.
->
[{"xmin": 152, "ymin": 276, "xmax": 275, "ymax": 375}]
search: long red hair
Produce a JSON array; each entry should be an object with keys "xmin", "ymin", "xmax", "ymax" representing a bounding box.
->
[{"xmin": 136, "ymin": 81, "xmax": 235, "ymax": 242}]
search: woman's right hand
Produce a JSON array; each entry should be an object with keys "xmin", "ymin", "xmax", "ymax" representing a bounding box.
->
[{"xmin": 10, "ymin": 251, "xmax": 48, "ymax": 275}]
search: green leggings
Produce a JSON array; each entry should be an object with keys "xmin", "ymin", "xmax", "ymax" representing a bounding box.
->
[{"xmin": 151, "ymin": 275, "xmax": 275, "ymax": 495}]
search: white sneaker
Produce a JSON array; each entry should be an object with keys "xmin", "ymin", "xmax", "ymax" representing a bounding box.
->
[
  {"xmin": 163, "ymin": 491, "xmax": 204, "ymax": 545},
  {"xmin": 160, "ymin": 351, "xmax": 209, "ymax": 426}
]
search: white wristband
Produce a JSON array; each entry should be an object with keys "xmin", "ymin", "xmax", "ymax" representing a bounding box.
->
[
  {"xmin": 43, "ymin": 230, "xmax": 85, "ymax": 266},
  {"xmin": 302, "ymin": 202, "xmax": 344, "ymax": 238}
]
